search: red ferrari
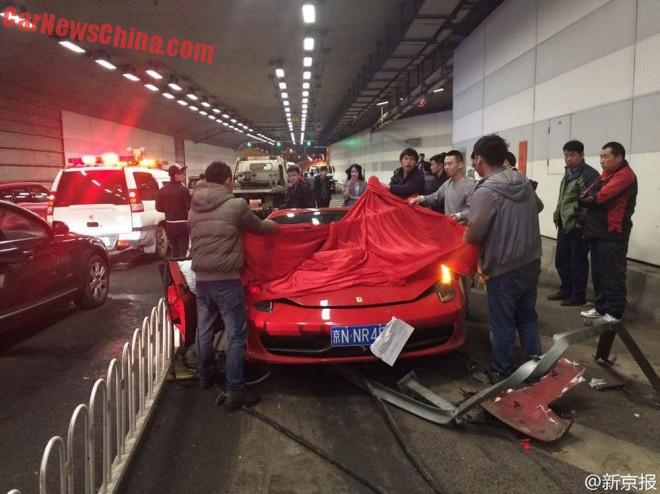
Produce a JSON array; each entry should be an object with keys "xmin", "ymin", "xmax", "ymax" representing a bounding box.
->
[{"xmin": 166, "ymin": 207, "xmax": 467, "ymax": 365}]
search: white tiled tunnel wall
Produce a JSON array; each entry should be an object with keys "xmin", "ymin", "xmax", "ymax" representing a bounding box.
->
[
  {"xmin": 451, "ymin": 0, "xmax": 660, "ymax": 266},
  {"xmin": 183, "ymin": 140, "xmax": 239, "ymax": 177}
]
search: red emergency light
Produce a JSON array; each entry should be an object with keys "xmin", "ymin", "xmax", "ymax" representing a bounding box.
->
[{"xmin": 66, "ymin": 153, "xmax": 168, "ymax": 169}]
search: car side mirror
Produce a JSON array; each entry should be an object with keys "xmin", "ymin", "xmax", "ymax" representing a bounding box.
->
[{"xmin": 52, "ymin": 221, "xmax": 70, "ymax": 235}]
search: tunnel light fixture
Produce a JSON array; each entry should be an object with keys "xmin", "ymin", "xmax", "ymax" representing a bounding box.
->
[
  {"xmin": 222, "ymin": 122, "xmax": 229, "ymax": 126},
  {"xmin": 302, "ymin": 4, "xmax": 316, "ymax": 24},
  {"xmin": 302, "ymin": 98, "xmax": 308, "ymax": 104},
  {"xmin": 186, "ymin": 92, "xmax": 198, "ymax": 101},
  {"xmin": 302, "ymin": 90, "xmax": 309, "ymax": 97},
  {"xmin": 95, "ymin": 57, "xmax": 117, "ymax": 71},
  {"xmin": 301, "ymin": 103, "xmax": 308, "ymax": 109},
  {"xmin": 432, "ymin": 87, "xmax": 445, "ymax": 93},
  {"xmin": 230, "ymin": 118, "xmax": 237, "ymax": 123},
  {"xmin": 199, "ymin": 110, "xmax": 208, "ymax": 116},
  {"xmin": 122, "ymin": 70, "xmax": 140, "ymax": 81},
  {"xmin": 303, "ymin": 71, "xmax": 311, "ymax": 80},
  {"xmin": 283, "ymin": 100, "xmax": 290, "ymax": 107},
  {"xmin": 168, "ymin": 79, "xmax": 183, "ymax": 91},
  {"xmin": 59, "ymin": 40, "xmax": 85, "ymax": 54},
  {"xmin": 145, "ymin": 68, "xmax": 163, "ymax": 80},
  {"xmin": 302, "ymin": 82, "xmax": 310, "ymax": 89},
  {"xmin": 303, "ymin": 57, "xmax": 313, "ymax": 67},
  {"xmin": 275, "ymin": 68, "xmax": 285, "ymax": 78},
  {"xmin": 281, "ymin": 92, "xmax": 289, "ymax": 99},
  {"xmin": 303, "ymin": 37, "xmax": 315, "ymax": 51},
  {"xmin": 279, "ymin": 82, "xmax": 287, "ymax": 90},
  {"xmin": 177, "ymin": 99, "xmax": 188, "ymax": 106},
  {"xmin": 208, "ymin": 114, "xmax": 216, "ymax": 120},
  {"xmin": 212, "ymin": 108, "xmax": 221, "ymax": 114},
  {"xmin": 201, "ymin": 100, "xmax": 211, "ymax": 108},
  {"xmin": 162, "ymin": 92, "xmax": 175, "ymax": 99},
  {"xmin": 376, "ymin": 100, "xmax": 388, "ymax": 106},
  {"xmin": 144, "ymin": 83, "xmax": 159, "ymax": 92},
  {"xmin": 189, "ymin": 105, "xmax": 199, "ymax": 111},
  {"xmin": 222, "ymin": 113, "xmax": 230, "ymax": 119}
]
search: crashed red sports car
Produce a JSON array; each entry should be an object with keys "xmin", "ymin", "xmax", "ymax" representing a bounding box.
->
[{"xmin": 166, "ymin": 177, "xmax": 478, "ymax": 365}]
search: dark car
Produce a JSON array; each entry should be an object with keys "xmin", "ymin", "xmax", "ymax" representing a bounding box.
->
[
  {"xmin": 0, "ymin": 182, "xmax": 50, "ymax": 219},
  {"xmin": 0, "ymin": 200, "xmax": 110, "ymax": 325}
]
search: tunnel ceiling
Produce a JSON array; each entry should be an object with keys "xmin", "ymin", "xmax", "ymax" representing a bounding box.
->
[{"xmin": 0, "ymin": 0, "xmax": 501, "ymax": 149}]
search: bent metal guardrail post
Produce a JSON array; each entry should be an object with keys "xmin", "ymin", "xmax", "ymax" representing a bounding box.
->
[{"xmin": 7, "ymin": 298, "xmax": 176, "ymax": 494}]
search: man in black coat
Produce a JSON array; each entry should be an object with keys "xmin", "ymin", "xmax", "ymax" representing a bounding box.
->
[
  {"xmin": 285, "ymin": 165, "xmax": 316, "ymax": 208},
  {"xmin": 384, "ymin": 148, "xmax": 425, "ymax": 198},
  {"xmin": 312, "ymin": 166, "xmax": 332, "ymax": 207},
  {"xmin": 156, "ymin": 164, "xmax": 191, "ymax": 257}
]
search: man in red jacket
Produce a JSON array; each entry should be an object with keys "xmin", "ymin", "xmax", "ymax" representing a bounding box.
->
[{"xmin": 579, "ymin": 142, "xmax": 637, "ymax": 323}]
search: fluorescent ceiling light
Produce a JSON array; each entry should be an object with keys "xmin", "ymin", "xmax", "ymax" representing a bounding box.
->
[
  {"xmin": 279, "ymin": 82, "xmax": 287, "ymax": 90},
  {"xmin": 95, "ymin": 58, "xmax": 117, "ymax": 70},
  {"xmin": 162, "ymin": 92, "xmax": 175, "ymax": 99},
  {"xmin": 283, "ymin": 101, "xmax": 289, "ymax": 106},
  {"xmin": 301, "ymin": 103, "xmax": 308, "ymax": 109},
  {"xmin": 302, "ymin": 4, "xmax": 316, "ymax": 24},
  {"xmin": 275, "ymin": 68, "xmax": 285, "ymax": 78},
  {"xmin": 208, "ymin": 115, "xmax": 216, "ymax": 120},
  {"xmin": 222, "ymin": 122, "xmax": 229, "ymax": 126},
  {"xmin": 144, "ymin": 83, "xmax": 159, "ymax": 92},
  {"xmin": 58, "ymin": 40, "xmax": 85, "ymax": 53},
  {"xmin": 376, "ymin": 100, "xmax": 388, "ymax": 106},
  {"xmin": 303, "ymin": 57, "xmax": 313, "ymax": 67},
  {"xmin": 186, "ymin": 93, "xmax": 198, "ymax": 100},
  {"xmin": 281, "ymin": 92, "xmax": 288, "ymax": 99},
  {"xmin": 212, "ymin": 108, "xmax": 221, "ymax": 114},
  {"xmin": 302, "ymin": 90, "xmax": 309, "ymax": 97},
  {"xmin": 145, "ymin": 69, "xmax": 163, "ymax": 80},
  {"xmin": 168, "ymin": 81, "xmax": 182, "ymax": 91},
  {"xmin": 199, "ymin": 110, "xmax": 208, "ymax": 116},
  {"xmin": 189, "ymin": 105, "xmax": 198, "ymax": 111},
  {"xmin": 302, "ymin": 82, "xmax": 310, "ymax": 89},
  {"xmin": 303, "ymin": 71, "xmax": 311, "ymax": 80},
  {"xmin": 303, "ymin": 37, "xmax": 315, "ymax": 51},
  {"xmin": 302, "ymin": 98, "xmax": 308, "ymax": 104},
  {"xmin": 201, "ymin": 101, "xmax": 211, "ymax": 108},
  {"xmin": 123, "ymin": 72, "xmax": 140, "ymax": 82},
  {"xmin": 432, "ymin": 87, "xmax": 445, "ymax": 93},
  {"xmin": 222, "ymin": 113, "xmax": 230, "ymax": 119},
  {"xmin": 177, "ymin": 99, "xmax": 188, "ymax": 106}
]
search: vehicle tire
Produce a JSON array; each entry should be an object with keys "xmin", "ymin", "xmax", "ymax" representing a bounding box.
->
[
  {"xmin": 155, "ymin": 225, "xmax": 169, "ymax": 259},
  {"xmin": 78, "ymin": 254, "xmax": 109, "ymax": 309}
]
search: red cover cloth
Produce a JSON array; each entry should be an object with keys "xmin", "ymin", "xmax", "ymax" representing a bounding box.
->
[{"xmin": 242, "ymin": 176, "xmax": 479, "ymax": 302}]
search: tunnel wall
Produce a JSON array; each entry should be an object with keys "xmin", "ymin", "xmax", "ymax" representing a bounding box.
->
[
  {"xmin": 452, "ymin": 0, "xmax": 660, "ymax": 266},
  {"xmin": 328, "ymin": 111, "xmax": 453, "ymax": 184},
  {"xmin": 183, "ymin": 140, "xmax": 239, "ymax": 177},
  {"xmin": 0, "ymin": 93, "xmax": 65, "ymax": 187}
]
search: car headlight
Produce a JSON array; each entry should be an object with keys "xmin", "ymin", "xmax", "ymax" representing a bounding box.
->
[
  {"xmin": 254, "ymin": 301, "xmax": 273, "ymax": 312},
  {"xmin": 435, "ymin": 264, "xmax": 455, "ymax": 303}
]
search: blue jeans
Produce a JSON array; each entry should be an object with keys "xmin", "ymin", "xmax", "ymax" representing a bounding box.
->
[
  {"xmin": 486, "ymin": 261, "xmax": 542, "ymax": 376},
  {"xmin": 195, "ymin": 279, "xmax": 248, "ymax": 393}
]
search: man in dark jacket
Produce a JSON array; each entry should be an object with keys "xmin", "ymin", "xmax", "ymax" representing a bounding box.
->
[
  {"xmin": 384, "ymin": 148, "xmax": 425, "ymax": 198},
  {"xmin": 465, "ymin": 135, "xmax": 543, "ymax": 379},
  {"xmin": 548, "ymin": 140, "xmax": 599, "ymax": 306},
  {"xmin": 189, "ymin": 161, "xmax": 278, "ymax": 410},
  {"xmin": 285, "ymin": 165, "xmax": 316, "ymax": 208},
  {"xmin": 313, "ymin": 166, "xmax": 332, "ymax": 207},
  {"xmin": 579, "ymin": 142, "xmax": 637, "ymax": 324},
  {"xmin": 156, "ymin": 164, "xmax": 191, "ymax": 257}
]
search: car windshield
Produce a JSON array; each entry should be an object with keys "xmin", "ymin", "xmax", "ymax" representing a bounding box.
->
[
  {"xmin": 271, "ymin": 210, "xmax": 348, "ymax": 225},
  {"xmin": 54, "ymin": 170, "xmax": 129, "ymax": 206}
]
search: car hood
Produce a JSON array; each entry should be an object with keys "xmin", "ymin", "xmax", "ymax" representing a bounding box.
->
[{"xmin": 279, "ymin": 276, "xmax": 435, "ymax": 308}]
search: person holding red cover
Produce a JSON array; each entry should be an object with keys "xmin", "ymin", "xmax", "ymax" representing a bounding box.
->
[
  {"xmin": 579, "ymin": 142, "xmax": 637, "ymax": 324},
  {"xmin": 383, "ymin": 148, "xmax": 425, "ymax": 198}
]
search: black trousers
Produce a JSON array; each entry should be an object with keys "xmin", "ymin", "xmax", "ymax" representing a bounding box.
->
[
  {"xmin": 591, "ymin": 240, "xmax": 628, "ymax": 319},
  {"xmin": 166, "ymin": 223, "xmax": 189, "ymax": 258},
  {"xmin": 317, "ymin": 198, "xmax": 331, "ymax": 208},
  {"xmin": 555, "ymin": 227, "xmax": 589, "ymax": 301}
]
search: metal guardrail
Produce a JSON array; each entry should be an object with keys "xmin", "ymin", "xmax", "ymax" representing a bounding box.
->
[{"xmin": 7, "ymin": 298, "xmax": 176, "ymax": 494}]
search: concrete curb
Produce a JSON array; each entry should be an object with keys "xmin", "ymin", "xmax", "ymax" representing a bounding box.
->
[{"xmin": 540, "ymin": 237, "xmax": 660, "ymax": 324}]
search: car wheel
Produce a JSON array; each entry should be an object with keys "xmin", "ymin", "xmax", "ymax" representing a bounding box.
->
[
  {"xmin": 79, "ymin": 254, "xmax": 109, "ymax": 309},
  {"xmin": 155, "ymin": 225, "xmax": 168, "ymax": 258}
]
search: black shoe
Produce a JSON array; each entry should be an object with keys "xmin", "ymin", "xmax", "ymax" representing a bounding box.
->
[
  {"xmin": 200, "ymin": 372, "xmax": 223, "ymax": 390},
  {"xmin": 225, "ymin": 388, "xmax": 261, "ymax": 412},
  {"xmin": 547, "ymin": 291, "xmax": 569, "ymax": 301},
  {"xmin": 560, "ymin": 298, "xmax": 587, "ymax": 307}
]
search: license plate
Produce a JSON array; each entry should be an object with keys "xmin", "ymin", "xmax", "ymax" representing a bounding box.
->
[{"xmin": 330, "ymin": 324, "xmax": 386, "ymax": 347}]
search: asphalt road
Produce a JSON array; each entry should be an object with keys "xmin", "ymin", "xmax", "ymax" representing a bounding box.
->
[
  {"xmin": 0, "ymin": 254, "xmax": 164, "ymax": 494},
  {"xmin": 1, "ymin": 260, "xmax": 659, "ymax": 494}
]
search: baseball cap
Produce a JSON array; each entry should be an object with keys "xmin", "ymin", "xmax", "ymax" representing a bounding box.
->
[{"xmin": 168, "ymin": 164, "xmax": 187, "ymax": 177}]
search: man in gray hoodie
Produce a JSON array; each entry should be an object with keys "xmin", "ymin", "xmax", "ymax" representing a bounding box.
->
[
  {"xmin": 465, "ymin": 135, "xmax": 543, "ymax": 379},
  {"xmin": 189, "ymin": 161, "xmax": 278, "ymax": 411}
]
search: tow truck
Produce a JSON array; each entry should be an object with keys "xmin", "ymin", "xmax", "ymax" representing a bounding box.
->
[{"xmin": 232, "ymin": 155, "xmax": 287, "ymax": 217}]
